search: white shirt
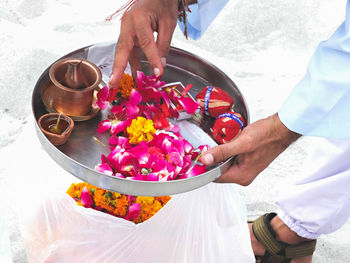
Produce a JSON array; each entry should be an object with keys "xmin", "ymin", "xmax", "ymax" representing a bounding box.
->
[{"xmin": 181, "ymin": 0, "xmax": 350, "ymax": 140}]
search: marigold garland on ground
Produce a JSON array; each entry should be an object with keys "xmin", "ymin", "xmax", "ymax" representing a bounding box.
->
[{"xmin": 66, "ymin": 182, "xmax": 171, "ymax": 223}]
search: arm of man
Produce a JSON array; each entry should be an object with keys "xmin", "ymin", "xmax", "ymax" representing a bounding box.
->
[
  {"xmin": 202, "ymin": 1, "xmax": 350, "ymax": 184},
  {"xmin": 109, "ymin": 0, "xmax": 228, "ymax": 88},
  {"xmin": 109, "ymin": 0, "xmax": 197, "ymax": 88},
  {"xmin": 279, "ymin": 0, "xmax": 350, "ymax": 140}
]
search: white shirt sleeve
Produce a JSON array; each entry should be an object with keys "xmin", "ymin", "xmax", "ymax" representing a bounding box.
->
[
  {"xmin": 177, "ymin": 0, "xmax": 229, "ymax": 40},
  {"xmin": 279, "ymin": 1, "xmax": 350, "ymax": 140}
]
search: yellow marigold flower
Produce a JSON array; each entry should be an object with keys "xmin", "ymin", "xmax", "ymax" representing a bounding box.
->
[
  {"xmin": 66, "ymin": 183, "xmax": 85, "ymax": 198},
  {"xmin": 112, "ymin": 192, "xmax": 122, "ymax": 199},
  {"xmin": 136, "ymin": 196, "xmax": 155, "ymax": 205},
  {"xmin": 66, "ymin": 184, "xmax": 77, "ymax": 198},
  {"xmin": 134, "ymin": 198, "xmax": 163, "ymax": 224},
  {"xmin": 127, "ymin": 117, "xmax": 156, "ymax": 144},
  {"xmin": 118, "ymin": 73, "xmax": 135, "ymax": 99}
]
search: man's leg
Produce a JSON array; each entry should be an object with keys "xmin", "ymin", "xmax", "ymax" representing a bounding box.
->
[{"xmin": 251, "ymin": 137, "xmax": 350, "ymax": 262}]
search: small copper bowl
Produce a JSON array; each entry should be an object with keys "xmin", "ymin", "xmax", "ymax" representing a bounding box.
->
[
  {"xmin": 49, "ymin": 58, "xmax": 102, "ymax": 116},
  {"xmin": 38, "ymin": 113, "xmax": 74, "ymax": 146}
]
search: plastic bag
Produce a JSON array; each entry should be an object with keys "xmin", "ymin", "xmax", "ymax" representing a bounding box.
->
[{"xmin": 22, "ymin": 183, "xmax": 254, "ymax": 263}]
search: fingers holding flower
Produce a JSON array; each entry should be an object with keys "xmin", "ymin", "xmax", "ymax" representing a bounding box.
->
[{"xmin": 110, "ymin": 0, "xmax": 179, "ymax": 88}]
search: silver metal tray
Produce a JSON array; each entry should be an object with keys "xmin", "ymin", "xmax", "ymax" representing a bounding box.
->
[{"xmin": 32, "ymin": 42, "xmax": 249, "ymax": 196}]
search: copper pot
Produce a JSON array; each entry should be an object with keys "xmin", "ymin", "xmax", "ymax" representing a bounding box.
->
[{"xmin": 48, "ymin": 58, "xmax": 102, "ymax": 116}]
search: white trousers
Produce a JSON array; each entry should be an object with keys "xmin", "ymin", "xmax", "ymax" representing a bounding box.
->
[{"xmin": 276, "ymin": 137, "xmax": 350, "ymax": 239}]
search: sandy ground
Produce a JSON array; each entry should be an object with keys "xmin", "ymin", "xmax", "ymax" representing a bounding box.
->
[{"xmin": 0, "ymin": 0, "xmax": 350, "ymax": 262}]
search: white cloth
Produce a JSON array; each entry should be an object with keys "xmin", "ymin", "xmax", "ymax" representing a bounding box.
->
[
  {"xmin": 184, "ymin": 0, "xmax": 350, "ymax": 238},
  {"xmin": 279, "ymin": 0, "xmax": 350, "ymax": 140},
  {"xmin": 275, "ymin": 1, "xmax": 350, "ymax": 237},
  {"xmin": 276, "ymin": 137, "xmax": 350, "ymax": 239}
]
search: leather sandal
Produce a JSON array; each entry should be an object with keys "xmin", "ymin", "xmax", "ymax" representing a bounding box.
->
[{"xmin": 251, "ymin": 213, "xmax": 317, "ymax": 263}]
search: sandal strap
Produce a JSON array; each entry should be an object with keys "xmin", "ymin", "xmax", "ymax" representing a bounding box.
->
[
  {"xmin": 253, "ymin": 213, "xmax": 284, "ymax": 255},
  {"xmin": 285, "ymin": 241, "xmax": 317, "ymax": 258},
  {"xmin": 252, "ymin": 213, "xmax": 317, "ymax": 263}
]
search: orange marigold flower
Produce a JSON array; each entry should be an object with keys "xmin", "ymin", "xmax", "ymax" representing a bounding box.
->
[
  {"xmin": 113, "ymin": 195, "xmax": 129, "ymax": 217},
  {"xmin": 118, "ymin": 73, "xmax": 135, "ymax": 99},
  {"xmin": 93, "ymin": 189, "xmax": 114, "ymax": 212},
  {"xmin": 66, "ymin": 183, "xmax": 84, "ymax": 198},
  {"xmin": 155, "ymin": 196, "xmax": 171, "ymax": 206}
]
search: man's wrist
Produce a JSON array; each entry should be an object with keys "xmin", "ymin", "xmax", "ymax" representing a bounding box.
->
[{"xmin": 273, "ymin": 113, "xmax": 301, "ymax": 148}]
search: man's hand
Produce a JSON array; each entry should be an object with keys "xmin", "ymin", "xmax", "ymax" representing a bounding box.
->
[
  {"xmin": 109, "ymin": 0, "xmax": 179, "ymax": 88},
  {"xmin": 201, "ymin": 113, "xmax": 301, "ymax": 185}
]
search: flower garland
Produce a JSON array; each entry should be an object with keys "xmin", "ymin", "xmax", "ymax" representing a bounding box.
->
[{"xmin": 66, "ymin": 182, "xmax": 171, "ymax": 223}]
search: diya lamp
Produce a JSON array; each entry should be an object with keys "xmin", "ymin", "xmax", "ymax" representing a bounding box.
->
[{"xmin": 38, "ymin": 113, "xmax": 74, "ymax": 146}]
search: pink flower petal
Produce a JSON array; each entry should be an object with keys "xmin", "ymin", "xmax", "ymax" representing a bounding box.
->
[
  {"xmin": 129, "ymin": 89, "xmax": 142, "ymax": 105},
  {"xmin": 168, "ymin": 152, "xmax": 183, "ymax": 167},
  {"xmin": 161, "ymin": 138, "xmax": 172, "ymax": 153},
  {"xmin": 137, "ymin": 71, "xmax": 145, "ymax": 89},
  {"xmin": 110, "ymin": 120, "xmax": 128, "ymax": 135},
  {"xmin": 169, "ymin": 124, "xmax": 180, "ymax": 133},
  {"xmin": 181, "ymin": 155, "xmax": 192, "ymax": 172},
  {"xmin": 198, "ymin": 145, "xmax": 210, "ymax": 152},
  {"xmin": 183, "ymin": 140, "xmax": 194, "ymax": 154},
  {"xmin": 187, "ymin": 164, "xmax": 206, "ymax": 177},
  {"xmin": 114, "ymin": 173, "xmax": 126, "ymax": 179},
  {"xmin": 128, "ymin": 142, "xmax": 149, "ymax": 164},
  {"xmin": 95, "ymin": 163, "xmax": 114, "ymax": 176},
  {"xmin": 97, "ymin": 86, "xmax": 109, "ymax": 101},
  {"xmin": 109, "ymin": 136, "xmax": 131, "ymax": 149},
  {"xmin": 138, "ymin": 87, "xmax": 162, "ymax": 102},
  {"xmin": 182, "ymin": 84, "xmax": 193, "ymax": 96},
  {"xmin": 97, "ymin": 100, "xmax": 109, "ymax": 111},
  {"xmin": 124, "ymin": 202, "xmax": 141, "ymax": 221},
  {"xmin": 111, "ymin": 105, "xmax": 124, "ymax": 115},
  {"xmin": 125, "ymin": 101, "xmax": 139, "ymax": 117},
  {"xmin": 145, "ymin": 154, "xmax": 167, "ymax": 172},
  {"xmin": 171, "ymin": 140, "xmax": 185, "ymax": 156},
  {"xmin": 178, "ymin": 96, "xmax": 199, "ymax": 114},
  {"xmin": 96, "ymin": 86, "xmax": 110, "ymax": 110},
  {"xmin": 81, "ymin": 187, "xmax": 94, "ymax": 208},
  {"xmin": 101, "ymin": 154, "xmax": 108, "ymax": 164},
  {"xmin": 97, "ymin": 120, "xmax": 112, "ymax": 133},
  {"xmin": 167, "ymin": 163, "xmax": 182, "ymax": 177},
  {"xmin": 146, "ymin": 172, "xmax": 159, "ymax": 181}
]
